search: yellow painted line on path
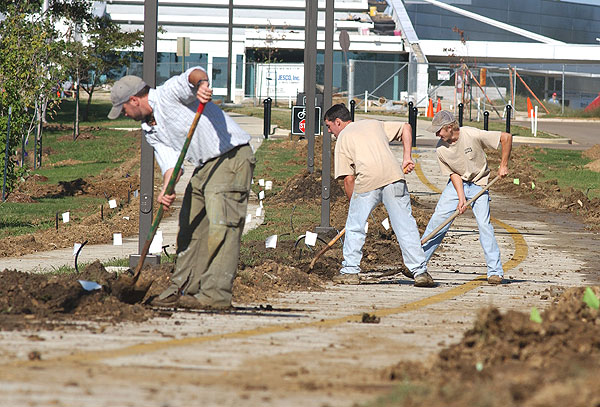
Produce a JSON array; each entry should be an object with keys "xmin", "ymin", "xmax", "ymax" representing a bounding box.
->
[
  {"xmin": 2, "ymin": 161, "xmax": 528, "ymax": 369},
  {"xmin": 415, "ymin": 162, "xmax": 442, "ymax": 194}
]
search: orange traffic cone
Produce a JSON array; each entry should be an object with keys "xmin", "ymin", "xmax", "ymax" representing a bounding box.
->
[
  {"xmin": 526, "ymin": 97, "xmax": 533, "ymax": 118},
  {"xmin": 427, "ymin": 99, "xmax": 434, "ymax": 118},
  {"xmin": 436, "ymin": 98, "xmax": 442, "ymax": 113}
]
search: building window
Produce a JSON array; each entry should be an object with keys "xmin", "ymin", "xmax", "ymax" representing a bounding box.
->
[
  {"xmin": 212, "ymin": 57, "xmax": 228, "ymax": 88},
  {"xmin": 236, "ymin": 55, "xmax": 244, "ymax": 89}
]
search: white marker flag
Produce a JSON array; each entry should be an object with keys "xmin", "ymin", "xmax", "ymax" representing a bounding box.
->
[
  {"xmin": 149, "ymin": 230, "xmax": 163, "ymax": 254},
  {"xmin": 73, "ymin": 243, "xmax": 82, "ymax": 256},
  {"xmin": 108, "ymin": 199, "xmax": 117, "ymax": 209},
  {"xmin": 258, "ymin": 179, "xmax": 265, "ymax": 186},
  {"xmin": 62, "ymin": 212, "xmax": 70, "ymax": 223},
  {"xmin": 265, "ymin": 235, "xmax": 278, "ymax": 249},
  {"xmin": 382, "ymin": 218, "xmax": 390, "ymax": 230},
  {"xmin": 265, "ymin": 181, "xmax": 273, "ymax": 190},
  {"xmin": 113, "ymin": 233, "xmax": 123, "ymax": 246},
  {"xmin": 304, "ymin": 231, "xmax": 318, "ymax": 246},
  {"xmin": 258, "ymin": 190, "xmax": 265, "ymax": 200}
]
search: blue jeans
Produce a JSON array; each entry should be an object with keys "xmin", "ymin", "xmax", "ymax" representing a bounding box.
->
[
  {"xmin": 341, "ymin": 181, "xmax": 428, "ymax": 277},
  {"xmin": 421, "ymin": 180, "xmax": 503, "ymax": 277}
]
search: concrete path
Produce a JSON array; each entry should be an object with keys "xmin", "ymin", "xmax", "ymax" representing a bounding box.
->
[{"xmin": 1, "ymin": 124, "xmax": 598, "ymax": 407}]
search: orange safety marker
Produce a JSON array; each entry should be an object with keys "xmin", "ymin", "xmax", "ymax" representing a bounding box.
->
[
  {"xmin": 427, "ymin": 99, "xmax": 434, "ymax": 117},
  {"xmin": 526, "ymin": 97, "xmax": 533, "ymax": 118},
  {"xmin": 436, "ymin": 98, "xmax": 442, "ymax": 113}
]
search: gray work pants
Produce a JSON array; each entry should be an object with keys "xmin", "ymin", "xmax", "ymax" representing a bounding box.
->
[{"xmin": 159, "ymin": 144, "xmax": 255, "ymax": 306}]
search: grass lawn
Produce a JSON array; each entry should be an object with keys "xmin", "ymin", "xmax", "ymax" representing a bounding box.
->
[
  {"xmin": 531, "ymin": 148, "xmax": 600, "ymax": 198},
  {"xmin": 1, "ymin": 99, "xmax": 139, "ymax": 238}
]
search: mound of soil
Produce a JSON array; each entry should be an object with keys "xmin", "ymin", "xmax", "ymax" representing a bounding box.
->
[
  {"xmin": 582, "ymin": 144, "xmax": 600, "ymax": 160},
  {"xmin": 487, "ymin": 146, "xmax": 600, "ymax": 229},
  {"xmin": 585, "ymin": 158, "xmax": 600, "ymax": 173},
  {"xmin": 0, "ymin": 261, "xmax": 157, "ymax": 330},
  {"xmin": 385, "ymin": 286, "xmax": 600, "ymax": 406},
  {"xmin": 234, "ymin": 260, "xmax": 324, "ymax": 304},
  {"xmin": 271, "ymin": 169, "xmax": 346, "ymax": 203}
]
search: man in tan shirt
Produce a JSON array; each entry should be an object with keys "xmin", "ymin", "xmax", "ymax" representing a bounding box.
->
[
  {"xmin": 325, "ymin": 103, "xmax": 434, "ymax": 287},
  {"xmin": 421, "ymin": 110, "xmax": 512, "ymax": 285}
]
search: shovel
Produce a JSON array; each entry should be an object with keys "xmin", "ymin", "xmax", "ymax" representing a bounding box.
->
[
  {"xmin": 308, "ymin": 175, "xmax": 500, "ymax": 272},
  {"xmin": 130, "ymin": 102, "xmax": 206, "ymax": 284},
  {"xmin": 419, "ymin": 175, "xmax": 500, "ymax": 246}
]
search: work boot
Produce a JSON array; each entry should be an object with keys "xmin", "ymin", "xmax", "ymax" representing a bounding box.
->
[
  {"xmin": 414, "ymin": 272, "xmax": 435, "ymax": 287},
  {"xmin": 400, "ymin": 268, "xmax": 414, "ymax": 279},
  {"xmin": 177, "ymin": 295, "xmax": 205, "ymax": 309},
  {"xmin": 188, "ymin": 295, "xmax": 233, "ymax": 311},
  {"xmin": 150, "ymin": 293, "xmax": 179, "ymax": 307},
  {"xmin": 332, "ymin": 273, "xmax": 360, "ymax": 285},
  {"xmin": 487, "ymin": 275, "xmax": 503, "ymax": 285}
]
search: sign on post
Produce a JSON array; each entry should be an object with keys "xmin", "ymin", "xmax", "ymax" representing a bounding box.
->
[
  {"xmin": 177, "ymin": 37, "xmax": 190, "ymax": 73},
  {"xmin": 291, "ymin": 106, "xmax": 322, "ymax": 136},
  {"xmin": 176, "ymin": 37, "xmax": 190, "ymax": 57},
  {"xmin": 437, "ymin": 70, "xmax": 450, "ymax": 81}
]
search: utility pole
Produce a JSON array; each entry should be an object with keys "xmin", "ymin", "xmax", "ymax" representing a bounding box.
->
[
  {"xmin": 130, "ymin": 0, "xmax": 160, "ymax": 268},
  {"xmin": 226, "ymin": 0, "xmax": 234, "ymax": 103}
]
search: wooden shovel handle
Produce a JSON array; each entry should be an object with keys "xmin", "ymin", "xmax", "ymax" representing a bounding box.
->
[
  {"xmin": 309, "ymin": 228, "xmax": 346, "ymax": 271},
  {"xmin": 132, "ymin": 102, "xmax": 206, "ymax": 282},
  {"xmin": 420, "ymin": 175, "xmax": 500, "ymax": 245}
]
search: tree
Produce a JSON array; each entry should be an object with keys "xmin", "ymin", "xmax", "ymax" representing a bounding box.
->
[
  {"xmin": 62, "ymin": 13, "xmax": 143, "ymax": 120},
  {"xmin": 0, "ymin": 0, "xmax": 106, "ymax": 194},
  {"xmin": 0, "ymin": 2, "xmax": 62, "ymax": 193}
]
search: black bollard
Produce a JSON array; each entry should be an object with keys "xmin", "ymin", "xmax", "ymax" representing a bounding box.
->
[
  {"xmin": 263, "ymin": 97, "xmax": 272, "ymax": 139},
  {"xmin": 483, "ymin": 111, "xmax": 489, "ymax": 131},
  {"xmin": 411, "ymin": 106, "xmax": 418, "ymax": 147},
  {"xmin": 408, "ymin": 101, "xmax": 414, "ymax": 123},
  {"xmin": 458, "ymin": 103, "xmax": 464, "ymax": 127},
  {"xmin": 350, "ymin": 100, "xmax": 356, "ymax": 121},
  {"xmin": 505, "ymin": 105, "xmax": 512, "ymax": 133}
]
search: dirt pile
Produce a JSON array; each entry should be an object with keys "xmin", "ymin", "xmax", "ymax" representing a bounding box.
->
[
  {"xmin": 487, "ymin": 145, "xmax": 600, "ymax": 229},
  {"xmin": 234, "ymin": 260, "xmax": 324, "ymax": 303},
  {"xmin": 0, "ymin": 261, "xmax": 157, "ymax": 330},
  {"xmin": 271, "ymin": 168, "xmax": 346, "ymax": 204},
  {"xmin": 582, "ymin": 144, "xmax": 600, "ymax": 160},
  {"xmin": 584, "ymin": 159, "xmax": 600, "ymax": 173},
  {"xmin": 385, "ymin": 286, "xmax": 600, "ymax": 406}
]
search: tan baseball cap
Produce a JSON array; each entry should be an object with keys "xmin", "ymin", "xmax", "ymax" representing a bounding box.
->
[
  {"xmin": 425, "ymin": 110, "xmax": 456, "ymax": 133},
  {"xmin": 107, "ymin": 76, "xmax": 147, "ymax": 119}
]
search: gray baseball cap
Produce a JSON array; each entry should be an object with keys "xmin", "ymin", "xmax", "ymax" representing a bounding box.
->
[
  {"xmin": 425, "ymin": 110, "xmax": 456, "ymax": 133},
  {"xmin": 107, "ymin": 76, "xmax": 147, "ymax": 119}
]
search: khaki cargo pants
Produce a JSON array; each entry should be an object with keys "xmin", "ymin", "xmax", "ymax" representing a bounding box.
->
[{"xmin": 159, "ymin": 144, "xmax": 255, "ymax": 307}]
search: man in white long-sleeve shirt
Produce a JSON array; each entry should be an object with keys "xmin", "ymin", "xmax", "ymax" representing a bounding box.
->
[{"xmin": 108, "ymin": 67, "xmax": 255, "ymax": 309}]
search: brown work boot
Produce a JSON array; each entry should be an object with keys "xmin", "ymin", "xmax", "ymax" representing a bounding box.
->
[
  {"xmin": 332, "ymin": 273, "xmax": 360, "ymax": 285},
  {"xmin": 177, "ymin": 295, "xmax": 205, "ymax": 309},
  {"xmin": 400, "ymin": 268, "xmax": 414, "ymax": 279},
  {"xmin": 487, "ymin": 275, "xmax": 503, "ymax": 285},
  {"xmin": 414, "ymin": 272, "xmax": 435, "ymax": 287},
  {"xmin": 179, "ymin": 294, "xmax": 233, "ymax": 310},
  {"xmin": 150, "ymin": 293, "xmax": 179, "ymax": 307}
]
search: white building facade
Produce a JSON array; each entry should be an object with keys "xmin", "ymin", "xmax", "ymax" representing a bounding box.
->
[{"xmin": 101, "ymin": 0, "xmax": 600, "ymax": 108}]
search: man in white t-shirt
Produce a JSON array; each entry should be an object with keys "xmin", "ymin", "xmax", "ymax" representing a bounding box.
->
[
  {"xmin": 422, "ymin": 110, "xmax": 512, "ymax": 285},
  {"xmin": 108, "ymin": 67, "xmax": 254, "ymax": 309},
  {"xmin": 325, "ymin": 103, "xmax": 434, "ymax": 287}
]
